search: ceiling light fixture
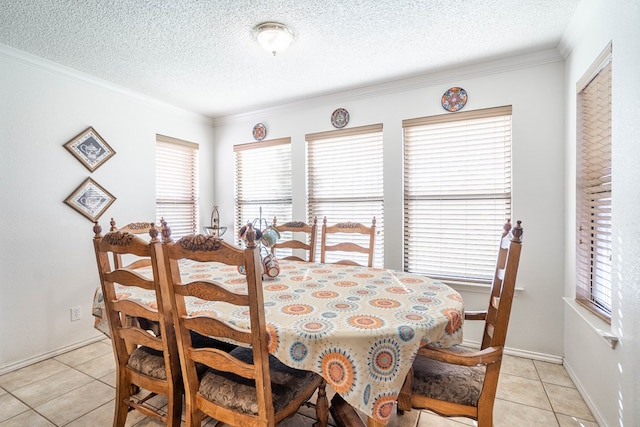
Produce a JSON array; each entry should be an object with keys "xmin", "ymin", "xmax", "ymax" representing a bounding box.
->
[{"xmin": 253, "ymin": 22, "xmax": 294, "ymax": 56}]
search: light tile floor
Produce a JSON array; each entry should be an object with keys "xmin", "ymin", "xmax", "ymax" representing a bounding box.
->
[{"xmin": 0, "ymin": 339, "xmax": 598, "ymax": 426}]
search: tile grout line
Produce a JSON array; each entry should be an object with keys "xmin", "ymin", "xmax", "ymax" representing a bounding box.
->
[
  {"xmin": 532, "ymin": 359, "xmax": 563, "ymax": 427},
  {"xmin": 2, "ymin": 346, "xmax": 596, "ymax": 427},
  {"xmin": 0, "ymin": 386, "xmax": 59, "ymax": 427},
  {"xmin": 0, "ymin": 345, "xmax": 116, "ymax": 427}
]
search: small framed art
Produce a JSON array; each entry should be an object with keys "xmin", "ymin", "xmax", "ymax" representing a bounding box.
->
[
  {"xmin": 64, "ymin": 177, "xmax": 116, "ymax": 222},
  {"xmin": 64, "ymin": 126, "xmax": 115, "ymax": 172}
]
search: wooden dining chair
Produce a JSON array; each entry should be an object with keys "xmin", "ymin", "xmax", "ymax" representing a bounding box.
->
[
  {"xmin": 157, "ymin": 222, "xmax": 329, "ymax": 427},
  {"xmin": 397, "ymin": 220, "xmax": 524, "ymax": 427},
  {"xmin": 271, "ymin": 216, "xmax": 318, "ymax": 262},
  {"xmin": 92, "ymin": 220, "xmax": 183, "ymax": 427},
  {"xmin": 109, "ymin": 218, "xmax": 155, "ymax": 269},
  {"xmin": 320, "ymin": 216, "xmax": 376, "ymax": 267}
]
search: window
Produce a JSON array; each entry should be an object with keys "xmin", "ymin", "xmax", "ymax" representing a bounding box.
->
[
  {"xmin": 156, "ymin": 135, "xmax": 199, "ymax": 239},
  {"xmin": 234, "ymin": 138, "xmax": 292, "ymax": 244},
  {"xmin": 403, "ymin": 106, "xmax": 512, "ymax": 282},
  {"xmin": 576, "ymin": 43, "xmax": 612, "ymax": 321},
  {"xmin": 306, "ymin": 124, "xmax": 384, "ymax": 267}
]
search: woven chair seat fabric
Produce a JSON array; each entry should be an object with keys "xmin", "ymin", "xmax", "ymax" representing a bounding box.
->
[
  {"xmin": 411, "ymin": 346, "xmax": 486, "ymax": 407},
  {"xmin": 128, "ymin": 346, "xmax": 167, "ymax": 380},
  {"xmin": 199, "ymin": 347, "xmax": 320, "ymax": 415}
]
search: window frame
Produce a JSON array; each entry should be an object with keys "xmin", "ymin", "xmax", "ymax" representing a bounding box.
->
[
  {"xmin": 306, "ymin": 124, "xmax": 384, "ymax": 267},
  {"xmin": 155, "ymin": 134, "xmax": 199, "ymax": 239},
  {"xmin": 234, "ymin": 137, "xmax": 293, "ymax": 246},
  {"xmin": 575, "ymin": 43, "xmax": 613, "ymax": 322},
  {"xmin": 402, "ymin": 106, "xmax": 512, "ymax": 283}
]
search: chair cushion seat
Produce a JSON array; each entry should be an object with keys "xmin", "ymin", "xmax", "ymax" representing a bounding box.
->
[
  {"xmin": 411, "ymin": 345, "xmax": 485, "ymax": 407},
  {"xmin": 199, "ymin": 347, "xmax": 319, "ymax": 416},
  {"xmin": 128, "ymin": 346, "xmax": 167, "ymax": 380}
]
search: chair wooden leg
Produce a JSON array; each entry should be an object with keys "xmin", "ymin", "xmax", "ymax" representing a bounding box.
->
[
  {"xmin": 476, "ymin": 403, "xmax": 493, "ymax": 427},
  {"xmin": 167, "ymin": 389, "xmax": 182, "ymax": 427},
  {"xmin": 313, "ymin": 380, "xmax": 329, "ymax": 427},
  {"xmin": 114, "ymin": 374, "xmax": 131, "ymax": 426},
  {"xmin": 185, "ymin": 406, "xmax": 202, "ymax": 427}
]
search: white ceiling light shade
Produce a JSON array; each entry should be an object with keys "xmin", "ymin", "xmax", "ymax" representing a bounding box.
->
[{"xmin": 254, "ymin": 22, "xmax": 294, "ymax": 56}]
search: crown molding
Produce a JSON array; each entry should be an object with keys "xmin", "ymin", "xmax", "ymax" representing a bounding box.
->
[
  {"xmin": 1, "ymin": 42, "xmax": 564, "ymax": 127},
  {"xmin": 0, "ymin": 43, "xmax": 213, "ymax": 125},
  {"xmin": 213, "ymin": 48, "xmax": 565, "ymax": 126}
]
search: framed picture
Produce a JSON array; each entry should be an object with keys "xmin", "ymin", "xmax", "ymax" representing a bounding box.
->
[
  {"xmin": 64, "ymin": 177, "xmax": 116, "ymax": 222},
  {"xmin": 64, "ymin": 126, "xmax": 115, "ymax": 172}
]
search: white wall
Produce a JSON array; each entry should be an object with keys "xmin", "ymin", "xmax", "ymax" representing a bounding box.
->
[
  {"xmin": 561, "ymin": 1, "xmax": 640, "ymax": 426},
  {"xmin": 213, "ymin": 51, "xmax": 567, "ymax": 360},
  {"xmin": 0, "ymin": 46, "xmax": 215, "ymax": 372},
  {"xmin": 4, "ymin": 2, "xmax": 637, "ymax": 422}
]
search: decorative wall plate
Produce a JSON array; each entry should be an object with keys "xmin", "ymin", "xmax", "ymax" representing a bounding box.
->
[
  {"xmin": 331, "ymin": 108, "xmax": 350, "ymax": 128},
  {"xmin": 252, "ymin": 123, "xmax": 267, "ymax": 141},
  {"xmin": 441, "ymin": 87, "xmax": 468, "ymax": 112}
]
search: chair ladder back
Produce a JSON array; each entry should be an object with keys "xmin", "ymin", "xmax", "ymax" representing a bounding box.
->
[
  {"xmin": 248, "ymin": 252, "xmax": 275, "ymax": 422},
  {"xmin": 109, "ymin": 218, "xmax": 155, "ymax": 269},
  {"xmin": 320, "ymin": 217, "xmax": 376, "ymax": 267},
  {"xmin": 158, "ymin": 221, "xmax": 328, "ymax": 427},
  {"xmin": 95, "ymin": 230, "xmax": 158, "ymax": 344},
  {"xmin": 159, "ymin": 224, "xmax": 282, "ymax": 426},
  {"xmin": 92, "ymin": 220, "xmax": 182, "ymax": 426},
  {"xmin": 272, "ymin": 217, "xmax": 318, "ymax": 262},
  {"xmin": 481, "ymin": 220, "xmax": 523, "ymax": 350},
  {"xmin": 491, "ymin": 225, "xmax": 523, "ymax": 347},
  {"xmin": 401, "ymin": 219, "xmax": 523, "ymax": 427}
]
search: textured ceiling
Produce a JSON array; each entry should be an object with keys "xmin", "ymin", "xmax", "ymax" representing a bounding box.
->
[{"xmin": 0, "ymin": 0, "xmax": 582, "ymax": 118}]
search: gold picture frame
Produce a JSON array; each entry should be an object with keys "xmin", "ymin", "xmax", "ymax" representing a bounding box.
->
[
  {"xmin": 64, "ymin": 177, "xmax": 116, "ymax": 222},
  {"xmin": 64, "ymin": 126, "xmax": 115, "ymax": 172}
]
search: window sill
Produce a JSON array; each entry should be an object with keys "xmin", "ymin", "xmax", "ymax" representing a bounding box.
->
[
  {"xmin": 563, "ymin": 297, "xmax": 618, "ymax": 349},
  {"xmin": 444, "ymin": 280, "xmax": 524, "ymax": 295}
]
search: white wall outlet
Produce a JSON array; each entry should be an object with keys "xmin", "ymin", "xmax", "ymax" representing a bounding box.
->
[{"xmin": 70, "ymin": 306, "xmax": 81, "ymax": 321}]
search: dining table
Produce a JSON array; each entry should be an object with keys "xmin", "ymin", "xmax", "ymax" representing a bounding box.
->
[{"xmin": 92, "ymin": 258, "xmax": 464, "ymax": 426}]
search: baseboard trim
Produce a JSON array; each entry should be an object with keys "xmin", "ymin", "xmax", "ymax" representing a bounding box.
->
[
  {"xmin": 0, "ymin": 335, "xmax": 107, "ymax": 376},
  {"xmin": 462, "ymin": 339, "xmax": 563, "ymax": 364},
  {"xmin": 563, "ymin": 359, "xmax": 608, "ymax": 427}
]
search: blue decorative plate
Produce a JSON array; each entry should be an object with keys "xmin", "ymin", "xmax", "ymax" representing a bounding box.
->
[
  {"xmin": 252, "ymin": 123, "xmax": 267, "ymax": 141},
  {"xmin": 331, "ymin": 108, "xmax": 349, "ymax": 128},
  {"xmin": 441, "ymin": 87, "xmax": 468, "ymax": 112}
]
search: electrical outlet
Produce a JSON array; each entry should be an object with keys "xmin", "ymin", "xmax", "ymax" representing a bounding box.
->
[{"xmin": 70, "ymin": 306, "xmax": 81, "ymax": 321}]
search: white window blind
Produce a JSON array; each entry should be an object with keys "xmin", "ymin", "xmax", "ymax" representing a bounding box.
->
[
  {"xmin": 576, "ymin": 43, "xmax": 612, "ymax": 321},
  {"xmin": 234, "ymin": 138, "xmax": 292, "ymax": 244},
  {"xmin": 306, "ymin": 124, "xmax": 384, "ymax": 267},
  {"xmin": 403, "ymin": 106, "xmax": 512, "ymax": 282},
  {"xmin": 156, "ymin": 135, "xmax": 199, "ymax": 239}
]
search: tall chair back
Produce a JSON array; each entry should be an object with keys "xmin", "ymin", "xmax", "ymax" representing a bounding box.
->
[
  {"xmin": 398, "ymin": 220, "xmax": 524, "ymax": 427},
  {"xmin": 271, "ymin": 217, "xmax": 318, "ymax": 262},
  {"xmin": 92, "ymin": 220, "xmax": 182, "ymax": 426},
  {"xmin": 320, "ymin": 216, "xmax": 376, "ymax": 267},
  {"xmin": 157, "ymin": 222, "xmax": 328, "ymax": 427},
  {"xmin": 479, "ymin": 219, "xmax": 524, "ymax": 350},
  {"xmin": 109, "ymin": 218, "xmax": 155, "ymax": 269}
]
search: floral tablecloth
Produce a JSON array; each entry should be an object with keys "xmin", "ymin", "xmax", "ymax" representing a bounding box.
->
[{"xmin": 93, "ymin": 259, "xmax": 464, "ymax": 424}]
